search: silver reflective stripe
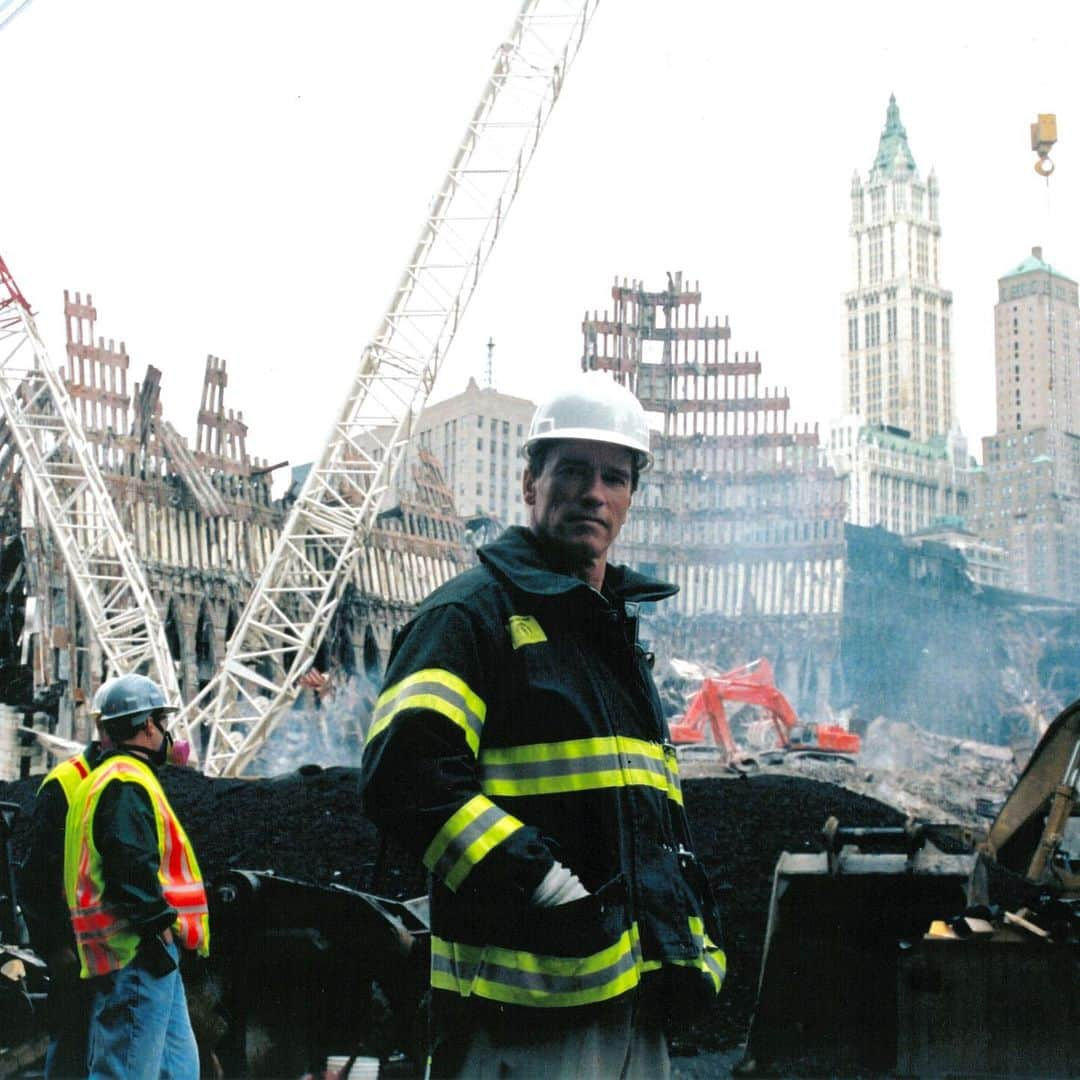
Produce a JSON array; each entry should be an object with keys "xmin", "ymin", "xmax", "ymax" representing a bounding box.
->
[
  {"xmin": 430, "ymin": 944, "xmax": 640, "ymax": 995},
  {"xmin": 428, "ymin": 800, "xmax": 511, "ymax": 885}
]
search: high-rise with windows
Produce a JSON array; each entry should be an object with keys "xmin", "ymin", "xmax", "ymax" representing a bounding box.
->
[
  {"xmin": 968, "ymin": 249, "xmax": 1080, "ymax": 599},
  {"xmin": 407, "ymin": 376, "xmax": 536, "ymax": 527},
  {"xmin": 845, "ymin": 95, "xmax": 954, "ymax": 442},
  {"xmin": 829, "ymin": 97, "xmax": 969, "ymax": 537},
  {"xmin": 993, "ymin": 247, "xmax": 1079, "ymax": 436}
]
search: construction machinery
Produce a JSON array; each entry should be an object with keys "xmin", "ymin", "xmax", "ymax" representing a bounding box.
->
[
  {"xmin": 668, "ymin": 658, "xmax": 860, "ymax": 764},
  {"xmin": 180, "ymin": 0, "xmax": 600, "ymax": 777},
  {"xmin": 739, "ymin": 696, "xmax": 1080, "ymax": 1077}
]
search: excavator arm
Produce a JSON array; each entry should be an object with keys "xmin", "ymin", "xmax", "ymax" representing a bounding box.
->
[{"xmin": 985, "ymin": 698, "xmax": 1080, "ymax": 890}]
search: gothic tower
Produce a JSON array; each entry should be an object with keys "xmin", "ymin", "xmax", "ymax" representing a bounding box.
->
[{"xmin": 844, "ymin": 96, "xmax": 954, "ymax": 442}]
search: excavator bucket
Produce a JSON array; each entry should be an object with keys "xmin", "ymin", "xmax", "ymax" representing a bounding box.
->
[
  {"xmin": 743, "ymin": 699, "xmax": 1080, "ymax": 1076},
  {"xmin": 739, "ymin": 820, "xmax": 973, "ymax": 1076}
]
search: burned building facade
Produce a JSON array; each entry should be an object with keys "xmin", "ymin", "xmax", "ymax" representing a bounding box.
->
[
  {"xmin": 583, "ymin": 274, "xmax": 846, "ymax": 714},
  {"xmin": 0, "ymin": 291, "xmax": 472, "ymax": 754}
]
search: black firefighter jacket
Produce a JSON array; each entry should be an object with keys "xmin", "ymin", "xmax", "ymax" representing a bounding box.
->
[{"xmin": 360, "ymin": 526, "xmax": 725, "ymax": 1014}]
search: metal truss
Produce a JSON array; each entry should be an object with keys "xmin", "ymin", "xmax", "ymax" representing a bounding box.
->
[
  {"xmin": 184, "ymin": 0, "xmax": 600, "ymax": 775},
  {"xmin": 0, "ymin": 258, "xmax": 182, "ymax": 709}
]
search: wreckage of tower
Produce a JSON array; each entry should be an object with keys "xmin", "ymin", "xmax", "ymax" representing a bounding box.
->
[
  {"xmin": 0, "ymin": 290, "xmax": 473, "ymax": 757},
  {"xmin": 583, "ymin": 273, "xmax": 847, "ymax": 713}
]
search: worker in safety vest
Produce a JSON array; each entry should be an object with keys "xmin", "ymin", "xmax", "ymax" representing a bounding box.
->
[
  {"xmin": 361, "ymin": 372, "xmax": 725, "ymax": 1078},
  {"xmin": 18, "ymin": 683, "xmax": 114, "ymax": 1079},
  {"xmin": 64, "ymin": 673, "xmax": 208, "ymax": 1080}
]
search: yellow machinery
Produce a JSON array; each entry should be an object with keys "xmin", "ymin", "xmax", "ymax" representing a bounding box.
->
[{"xmin": 739, "ymin": 699, "xmax": 1080, "ymax": 1076}]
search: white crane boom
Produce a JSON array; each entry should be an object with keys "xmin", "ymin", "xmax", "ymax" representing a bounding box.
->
[
  {"xmin": 0, "ymin": 258, "xmax": 182, "ymax": 708},
  {"xmin": 184, "ymin": 0, "xmax": 600, "ymax": 776}
]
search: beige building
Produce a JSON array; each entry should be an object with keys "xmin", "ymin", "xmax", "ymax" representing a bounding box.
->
[
  {"xmin": 967, "ymin": 250, "xmax": 1080, "ymax": 600},
  {"xmin": 994, "ymin": 247, "xmax": 1079, "ymax": 436},
  {"xmin": 408, "ymin": 376, "xmax": 535, "ymax": 527},
  {"xmin": 845, "ymin": 95, "xmax": 954, "ymax": 442},
  {"xmin": 970, "ymin": 427, "xmax": 1080, "ymax": 601}
]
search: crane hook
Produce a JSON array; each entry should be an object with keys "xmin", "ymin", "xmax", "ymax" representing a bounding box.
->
[{"xmin": 1031, "ymin": 113, "xmax": 1057, "ymax": 177}]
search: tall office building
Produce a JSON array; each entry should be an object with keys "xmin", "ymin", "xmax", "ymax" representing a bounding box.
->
[
  {"xmin": 830, "ymin": 97, "xmax": 968, "ymax": 536},
  {"xmin": 993, "ymin": 247, "xmax": 1079, "ymax": 436},
  {"xmin": 968, "ymin": 249, "xmax": 1080, "ymax": 599},
  {"xmin": 845, "ymin": 96, "xmax": 954, "ymax": 441}
]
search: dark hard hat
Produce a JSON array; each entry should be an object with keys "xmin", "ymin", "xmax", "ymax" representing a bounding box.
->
[{"xmin": 96, "ymin": 673, "xmax": 176, "ymax": 737}]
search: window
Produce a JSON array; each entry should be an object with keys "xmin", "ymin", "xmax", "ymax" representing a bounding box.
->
[
  {"xmin": 477, "ymin": 415, "xmax": 484, "ymax": 428},
  {"xmin": 886, "ymin": 307, "xmax": 897, "ymax": 343},
  {"xmin": 848, "ymin": 318, "xmax": 859, "ymax": 351},
  {"xmin": 869, "ymin": 230, "xmax": 884, "ymax": 283},
  {"xmin": 916, "ymin": 231, "xmax": 929, "ymax": 278}
]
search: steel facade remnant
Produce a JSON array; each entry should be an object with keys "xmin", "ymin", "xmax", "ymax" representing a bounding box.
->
[
  {"xmin": 585, "ymin": 274, "xmax": 847, "ymax": 710},
  {"xmin": 0, "ymin": 258, "xmax": 182, "ymax": 708},
  {"xmin": 184, "ymin": 0, "xmax": 601, "ymax": 776}
]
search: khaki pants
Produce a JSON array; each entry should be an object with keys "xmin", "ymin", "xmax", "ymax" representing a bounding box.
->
[{"xmin": 432, "ymin": 993, "xmax": 670, "ymax": 1080}]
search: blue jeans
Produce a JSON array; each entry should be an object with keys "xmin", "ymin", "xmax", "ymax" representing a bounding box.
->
[{"xmin": 86, "ymin": 940, "xmax": 199, "ymax": 1080}]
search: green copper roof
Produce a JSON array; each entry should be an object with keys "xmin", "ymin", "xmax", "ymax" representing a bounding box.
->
[
  {"xmin": 1000, "ymin": 251, "xmax": 1077, "ymax": 284},
  {"xmin": 862, "ymin": 424, "xmax": 948, "ymax": 459},
  {"xmin": 872, "ymin": 95, "xmax": 917, "ymax": 176}
]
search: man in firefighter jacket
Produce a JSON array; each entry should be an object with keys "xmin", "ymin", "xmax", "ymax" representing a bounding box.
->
[
  {"xmin": 361, "ymin": 372, "xmax": 726, "ymax": 1077},
  {"xmin": 63, "ymin": 673, "xmax": 209, "ymax": 1080},
  {"xmin": 18, "ymin": 694, "xmax": 106, "ymax": 1079}
]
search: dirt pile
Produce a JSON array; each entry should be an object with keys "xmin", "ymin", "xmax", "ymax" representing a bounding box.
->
[{"xmin": 0, "ymin": 765, "xmax": 907, "ymax": 1052}]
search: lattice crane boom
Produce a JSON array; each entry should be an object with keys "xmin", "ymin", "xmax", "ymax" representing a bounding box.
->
[
  {"xmin": 183, "ymin": 0, "xmax": 600, "ymax": 776},
  {"xmin": 0, "ymin": 257, "xmax": 182, "ymax": 709}
]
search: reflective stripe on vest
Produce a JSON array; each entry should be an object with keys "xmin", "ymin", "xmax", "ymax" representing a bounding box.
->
[
  {"xmin": 422, "ymin": 794, "xmax": 525, "ymax": 892},
  {"xmin": 369, "ymin": 668, "xmax": 487, "ymax": 756},
  {"xmin": 480, "ymin": 736, "xmax": 684, "ymax": 806},
  {"xmin": 38, "ymin": 753, "xmax": 90, "ymax": 807},
  {"xmin": 432, "ymin": 915, "xmax": 726, "ymax": 1007},
  {"xmin": 65, "ymin": 756, "xmax": 209, "ymax": 978}
]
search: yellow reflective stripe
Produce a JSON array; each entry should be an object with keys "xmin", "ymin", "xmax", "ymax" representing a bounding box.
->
[
  {"xmin": 431, "ymin": 916, "xmax": 724, "ymax": 1006},
  {"xmin": 430, "ymin": 929, "xmax": 642, "ymax": 1008},
  {"xmin": 369, "ymin": 668, "xmax": 486, "ymax": 756},
  {"xmin": 663, "ymin": 745, "xmax": 684, "ymax": 806},
  {"xmin": 481, "ymin": 736, "xmax": 681, "ymax": 802},
  {"xmin": 673, "ymin": 916, "xmax": 727, "ymax": 991},
  {"xmin": 422, "ymin": 795, "xmax": 524, "ymax": 892},
  {"xmin": 40, "ymin": 755, "xmax": 89, "ymax": 804}
]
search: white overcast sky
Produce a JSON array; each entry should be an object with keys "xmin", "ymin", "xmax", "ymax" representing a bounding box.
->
[{"xmin": 3, "ymin": 1, "xmax": 1079, "ymax": 479}]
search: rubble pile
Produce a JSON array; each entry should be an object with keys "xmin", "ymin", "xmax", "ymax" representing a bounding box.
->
[
  {"xmin": 0, "ymin": 764, "xmax": 908, "ymax": 1054},
  {"xmin": 764, "ymin": 717, "xmax": 1020, "ymax": 829}
]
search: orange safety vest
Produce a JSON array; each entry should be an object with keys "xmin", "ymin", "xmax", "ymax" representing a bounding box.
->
[{"xmin": 64, "ymin": 754, "xmax": 209, "ymax": 978}]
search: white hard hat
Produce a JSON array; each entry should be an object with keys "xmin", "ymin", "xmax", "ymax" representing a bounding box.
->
[{"xmin": 523, "ymin": 371, "xmax": 653, "ymax": 470}]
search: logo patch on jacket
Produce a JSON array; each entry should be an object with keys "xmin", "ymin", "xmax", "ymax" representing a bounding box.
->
[{"xmin": 508, "ymin": 615, "xmax": 547, "ymax": 649}]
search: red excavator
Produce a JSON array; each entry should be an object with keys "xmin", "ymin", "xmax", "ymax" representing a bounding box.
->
[{"xmin": 668, "ymin": 658, "xmax": 860, "ymax": 763}]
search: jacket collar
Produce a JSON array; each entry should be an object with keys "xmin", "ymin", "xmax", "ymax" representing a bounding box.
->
[{"xmin": 478, "ymin": 526, "xmax": 678, "ymax": 604}]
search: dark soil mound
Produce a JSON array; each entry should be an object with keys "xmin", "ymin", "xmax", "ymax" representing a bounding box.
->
[{"xmin": 0, "ymin": 764, "xmax": 904, "ymax": 1051}]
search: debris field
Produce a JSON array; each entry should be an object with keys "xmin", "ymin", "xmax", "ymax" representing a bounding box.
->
[{"xmin": 0, "ymin": 763, "xmax": 915, "ymax": 1058}]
